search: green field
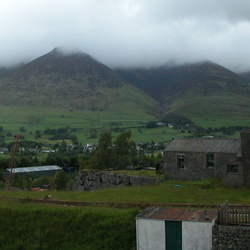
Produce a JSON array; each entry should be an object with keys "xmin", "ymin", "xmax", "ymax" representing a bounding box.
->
[
  {"xmin": 0, "ymin": 105, "xmax": 187, "ymax": 146},
  {"xmin": 0, "ymin": 104, "xmax": 249, "ymax": 148},
  {"xmin": 0, "ymin": 179, "xmax": 249, "ymax": 249},
  {"xmin": 1, "ymin": 179, "xmax": 249, "ymax": 205}
]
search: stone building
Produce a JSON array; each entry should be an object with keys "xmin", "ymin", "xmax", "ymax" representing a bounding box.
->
[{"xmin": 164, "ymin": 130, "xmax": 250, "ymax": 186}]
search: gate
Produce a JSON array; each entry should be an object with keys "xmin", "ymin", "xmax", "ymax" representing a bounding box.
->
[{"xmin": 218, "ymin": 201, "xmax": 250, "ymax": 225}]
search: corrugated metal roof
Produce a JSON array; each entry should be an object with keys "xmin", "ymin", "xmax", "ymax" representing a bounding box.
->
[
  {"xmin": 164, "ymin": 138, "xmax": 241, "ymax": 154},
  {"xmin": 137, "ymin": 207, "xmax": 217, "ymax": 223},
  {"xmin": 6, "ymin": 165, "xmax": 62, "ymax": 174}
]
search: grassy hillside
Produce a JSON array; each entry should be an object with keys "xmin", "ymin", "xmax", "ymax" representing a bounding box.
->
[
  {"xmin": 1, "ymin": 54, "xmax": 250, "ymax": 146},
  {"xmin": 1, "ymin": 49, "xmax": 250, "ymax": 143},
  {"xmin": 116, "ymin": 62, "xmax": 250, "ymax": 120},
  {"xmin": 168, "ymin": 92, "xmax": 250, "ymax": 120},
  {"xmin": 0, "ymin": 48, "xmax": 158, "ymax": 115},
  {"xmin": 0, "ymin": 201, "xmax": 138, "ymax": 250}
]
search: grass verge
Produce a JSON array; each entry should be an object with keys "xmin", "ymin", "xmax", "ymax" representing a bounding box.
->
[
  {"xmin": 0, "ymin": 179, "xmax": 249, "ymax": 205},
  {"xmin": 0, "ymin": 201, "xmax": 138, "ymax": 250}
]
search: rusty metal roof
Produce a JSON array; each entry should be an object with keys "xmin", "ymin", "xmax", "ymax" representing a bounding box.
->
[
  {"xmin": 137, "ymin": 207, "xmax": 217, "ymax": 223},
  {"xmin": 164, "ymin": 138, "xmax": 241, "ymax": 154}
]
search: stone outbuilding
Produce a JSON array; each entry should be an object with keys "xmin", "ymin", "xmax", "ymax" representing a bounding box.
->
[{"xmin": 163, "ymin": 130, "xmax": 250, "ymax": 186}]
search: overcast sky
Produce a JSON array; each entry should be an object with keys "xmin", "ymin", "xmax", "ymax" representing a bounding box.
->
[{"xmin": 1, "ymin": 0, "xmax": 250, "ymax": 72}]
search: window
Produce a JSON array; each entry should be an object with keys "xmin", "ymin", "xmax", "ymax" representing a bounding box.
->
[
  {"xmin": 227, "ymin": 165, "xmax": 239, "ymax": 175},
  {"xmin": 206, "ymin": 154, "xmax": 214, "ymax": 168},
  {"xmin": 177, "ymin": 154, "xmax": 185, "ymax": 168}
]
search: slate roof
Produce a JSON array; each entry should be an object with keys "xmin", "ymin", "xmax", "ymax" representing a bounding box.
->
[
  {"xmin": 6, "ymin": 165, "xmax": 62, "ymax": 174},
  {"xmin": 137, "ymin": 207, "xmax": 217, "ymax": 223},
  {"xmin": 164, "ymin": 138, "xmax": 241, "ymax": 154}
]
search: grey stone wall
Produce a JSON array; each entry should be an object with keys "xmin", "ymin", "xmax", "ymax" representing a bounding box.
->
[
  {"xmin": 73, "ymin": 171, "xmax": 163, "ymax": 191},
  {"xmin": 164, "ymin": 151, "xmax": 238, "ymax": 181},
  {"xmin": 212, "ymin": 225, "xmax": 250, "ymax": 250}
]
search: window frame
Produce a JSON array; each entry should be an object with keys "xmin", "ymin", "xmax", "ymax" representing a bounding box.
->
[
  {"xmin": 227, "ymin": 165, "xmax": 239, "ymax": 175},
  {"xmin": 177, "ymin": 153, "xmax": 185, "ymax": 169},
  {"xmin": 206, "ymin": 153, "xmax": 214, "ymax": 169}
]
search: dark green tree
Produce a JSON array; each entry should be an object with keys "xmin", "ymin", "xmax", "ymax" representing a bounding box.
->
[
  {"xmin": 0, "ymin": 157, "xmax": 10, "ymax": 169},
  {"xmin": 54, "ymin": 171, "xmax": 71, "ymax": 190},
  {"xmin": 32, "ymin": 176, "xmax": 52, "ymax": 188},
  {"xmin": 19, "ymin": 126, "xmax": 26, "ymax": 132},
  {"xmin": 146, "ymin": 121, "xmax": 158, "ymax": 128},
  {"xmin": 113, "ymin": 131, "xmax": 136, "ymax": 169},
  {"xmin": 91, "ymin": 131, "xmax": 114, "ymax": 170},
  {"xmin": 89, "ymin": 131, "xmax": 137, "ymax": 170},
  {"xmin": 161, "ymin": 113, "xmax": 193, "ymax": 127}
]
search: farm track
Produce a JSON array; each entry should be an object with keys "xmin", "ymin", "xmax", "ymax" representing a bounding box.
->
[{"xmin": 2, "ymin": 195, "xmax": 249, "ymax": 209}]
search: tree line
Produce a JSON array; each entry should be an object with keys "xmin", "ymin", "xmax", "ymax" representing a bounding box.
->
[{"xmin": 0, "ymin": 130, "xmax": 164, "ymax": 190}]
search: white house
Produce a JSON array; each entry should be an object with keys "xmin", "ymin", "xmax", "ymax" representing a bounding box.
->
[{"xmin": 136, "ymin": 207, "xmax": 217, "ymax": 250}]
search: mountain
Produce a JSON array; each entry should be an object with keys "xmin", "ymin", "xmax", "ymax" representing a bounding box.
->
[
  {"xmin": 0, "ymin": 67, "xmax": 9, "ymax": 79},
  {"xmin": 115, "ymin": 62, "xmax": 250, "ymax": 102},
  {"xmin": 115, "ymin": 62, "xmax": 250, "ymax": 117},
  {"xmin": 239, "ymin": 71, "xmax": 250, "ymax": 81},
  {"xmin": 1, "ymin": 47, "xmax": 250, "ymax": 119},
  {"xmin": 0, "ymin": 48, "xmax": 158, "ymax": 114}
]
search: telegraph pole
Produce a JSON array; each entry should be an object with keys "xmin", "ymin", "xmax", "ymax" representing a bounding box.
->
[{"xmin": 5, "ymin": 135, "xmax": 22, "ymax": 191}]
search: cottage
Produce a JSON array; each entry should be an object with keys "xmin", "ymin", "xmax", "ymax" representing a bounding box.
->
[
  {"xmin": 164, "ymin": 130, "xmax": 250, "ymax": 186},
  {"xmin": 136, "ymin": 207, "xmax": 217, "ymax": 250}
]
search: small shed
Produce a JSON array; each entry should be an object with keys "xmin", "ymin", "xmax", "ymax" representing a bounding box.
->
[
  {"xmin": 136, "ymin": 207, "xmax": 217, "ymax": 250},
  {"xmin": 5, "ymin": 165, "xmax": 62, "ymax": 178}
]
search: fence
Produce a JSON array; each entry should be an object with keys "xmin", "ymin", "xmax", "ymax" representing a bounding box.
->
[{"xmin": 218, "ymin": 201, "xmax": 250, "ymax": 225}]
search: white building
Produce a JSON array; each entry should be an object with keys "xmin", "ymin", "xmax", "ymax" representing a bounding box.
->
[{"xmin": 136, "ymin": 207, "xmax": 217, "ymax": 250}]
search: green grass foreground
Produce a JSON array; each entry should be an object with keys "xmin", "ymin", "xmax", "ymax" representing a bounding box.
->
[
  {"xmin": 1, "ymin": 179, "xmax": 250, "ymax": 205},
  {"xmin": 0, "ymin": 201, "xmax": 138, "ymax": 250},
  {"xmin": 0, "ymin": 179, "xmax": 249, "ymax": 249}
]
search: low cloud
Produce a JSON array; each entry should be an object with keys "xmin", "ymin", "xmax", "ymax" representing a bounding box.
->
[{"xmin": 1, "ymin": 0, "xmax": 250, "ymax": 72}]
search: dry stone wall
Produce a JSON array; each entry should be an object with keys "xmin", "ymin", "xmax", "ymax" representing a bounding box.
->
[
  {"xmin": 73, "ymin": 171, "xmax": 163, "ymax": 191},
  {"xmin": 212, "ymin": 225, "xmax": 250, "ymax": 250}
]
